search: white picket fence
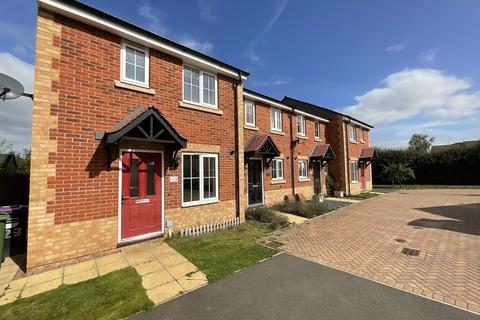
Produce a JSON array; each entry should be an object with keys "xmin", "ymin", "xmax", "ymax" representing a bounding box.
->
[{"xmin": 180, "ymin": 217, "xmax": 240, "ymax": 237}]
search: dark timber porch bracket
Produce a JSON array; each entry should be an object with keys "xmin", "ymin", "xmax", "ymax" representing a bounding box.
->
[
  {"xmin": 96, "ymin": 106, "xmax": 187, "ymax": 170},
  {"xmin": 244, "ymin": 134, "xmax": 281, "ymax": 164},
  {"xmin": 309, "ymin": 144, "xmax": 336, "ymax": 167},
  {"xmin": 359, "ymin": 147, "xmax": 378, "ymax": 166}
]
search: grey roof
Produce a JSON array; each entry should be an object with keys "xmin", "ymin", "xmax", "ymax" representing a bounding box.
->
[{"xmin": 282, "ymin": 96, "xmax": 373, "ymax": 128}]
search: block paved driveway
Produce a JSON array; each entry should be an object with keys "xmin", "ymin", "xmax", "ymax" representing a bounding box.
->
[{"xmin": 273, "ymin": 189, "xmax": 480, "ymax": 314}]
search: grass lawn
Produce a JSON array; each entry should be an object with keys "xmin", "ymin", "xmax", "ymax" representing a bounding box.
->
[
  {"xmin": 167, "ymin": 221, "xmax": 276, "ymax": 282},
  {"xmin": 0, "ymin": 268, "xmax": 153, "ymax": 320},
  {"xmin": 344, "ymin": 192, "xmax": 380, "ymax": 200},
  {"xmin": 374, "ymin": 184, "xmax": 480, "ymax": 190}
]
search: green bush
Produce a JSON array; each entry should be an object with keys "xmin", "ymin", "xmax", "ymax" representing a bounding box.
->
[
  {"xmin": 272, "ymin": 201, "xmax": 330, "ymax": 218},
  {"xmin": 245, "ymin": 207, "xmax": 289, "ymax": 230}
]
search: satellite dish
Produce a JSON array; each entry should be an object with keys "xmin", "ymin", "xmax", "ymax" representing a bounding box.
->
[{"xmin": 0, "ymin": 73, "xmax": 33, "ymax": 101}]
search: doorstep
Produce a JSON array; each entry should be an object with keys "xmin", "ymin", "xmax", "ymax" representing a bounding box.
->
[{"xmin": 0, "ymin": 239, "xmax": 207, "ymax": 306}]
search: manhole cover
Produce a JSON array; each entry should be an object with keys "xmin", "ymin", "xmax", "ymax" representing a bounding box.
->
[
  {"xmin": 401, "ymin": 247, "xmax": 420, "ymax": 257},
  {"xmin": 265, "ymin": 240, "xmax": 284, "ymax": 249}
]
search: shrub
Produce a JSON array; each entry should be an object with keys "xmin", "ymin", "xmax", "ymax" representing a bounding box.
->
[
  {"xmin": 272, "ymin": 201, "xmax": 330, "ymax": 218},
  {"xmin": 245, "ymin": 207, "xmax": 289, "ymax": 230}
]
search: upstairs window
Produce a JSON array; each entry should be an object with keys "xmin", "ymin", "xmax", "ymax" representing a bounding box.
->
[
  {"xmin": 360, "ymin": 128, "xmax": 365, "ymax": 143},
  {"xmin": 349, "ymin": 124, "xmax": 357, "ymax": 142},
  {"xmin": 271, "ymin": 159, "xmax": 283, "ymax": 180},
  {"xmin": 121, "ymin": 42, "xmax": 149, "ymax": 87},
  {"xmin": 296, "ymin": 115, "xmax": 306, "ymax": 136},
  {"xmin": 314, "ymin": 122, "xmax": 320, "ymax": 140},
  {"xmin": 270, "ymin": 108, "xmax": 282, "ymax": 132},
  {"xmin": 245, "ymin": 101, "xmax": 255, "ymax": 127},
  {"xmin": 298, "ymin": 160, "xmax": 308, "ymax": 179},
  {"xmin": 183, "ymin": 65, "xmax": 217, "ymax": 108}
]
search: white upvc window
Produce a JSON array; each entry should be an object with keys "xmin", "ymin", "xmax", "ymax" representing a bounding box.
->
[
  {"xmin": 182, "ymin": 153, "xmax": 219, "ymax": 206},
  {"xmin": 270, "ymin": 108, "xmax": 282, "ymax": 132},
  {"xmin": 121, "ymin": 42, "xmax": 149, "ymax": 87},
  {"xmin": 360, "ymin": 128, "xmax": 365, "ymax": 143},
  {"xmin": 351, "ymin": 160, "xmax": 359, "ymax": 182},
  {"xmin": 183, "ymin": 65, "xmax": 218, "ymax": 108},
  {"xmin": 296, "ymin": 115, "xmax": 306, "ymax": 136},
  {"xmin": 314, "ymin": 121, "xmax": 321, "ymax": 140},
  {"xmin": 349, "ymin": 124, "xmax": 357, "ymax": 142},
  {"xmin": 298, "ymin": 160, "xmax": 308, "ymax": 179},
  {"xmin": 245, "ymin": 100, "xmax": 255, "ymax": 127},
  {"xmin": 271, "ymin": 159, "xmax": 283, "ymax": 180}
]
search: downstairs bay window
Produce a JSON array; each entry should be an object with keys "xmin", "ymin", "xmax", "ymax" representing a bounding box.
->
[{"xmin": 183, "ymin": 153, "xmax": 218, "ymax": 206}]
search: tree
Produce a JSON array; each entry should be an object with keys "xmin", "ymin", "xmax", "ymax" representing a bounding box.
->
[
  {"xmin": 408, "ymin": 134, "xmax": 434, "ymax": 153},
  {"xmin": 381, "ymin": 164, "xmax": 415, "ymax": 188}
]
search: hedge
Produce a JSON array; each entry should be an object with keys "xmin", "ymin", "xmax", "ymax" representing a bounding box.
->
[{"xmin": 372, "ymin": 146, "xmax": 480, "ymax": 185}]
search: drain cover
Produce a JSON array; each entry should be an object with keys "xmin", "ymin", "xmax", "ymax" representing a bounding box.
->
[
  {"xmin": 401, "ymin": 247, "xmax": 420, "ymax": 256},
  {"xmin": 265, "ymin": 240, "xmax": 284, "ymax": 249}
]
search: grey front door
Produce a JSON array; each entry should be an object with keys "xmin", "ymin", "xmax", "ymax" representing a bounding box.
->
[
  {"xmin": 313, "ymin": 161, "xmax": 322, "ymax": 195},
  {"xmin": 248, "ymin": 159, "xmax": 263, "ymax": 205}
]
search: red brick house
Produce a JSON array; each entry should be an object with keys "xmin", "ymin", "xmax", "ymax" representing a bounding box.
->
[
  {"xmin": 28, "ymin": 0, "xmax": 374, "ymax": 271},
  {"xmin": 29, "ymin": 0, "xmax": 248, "ymax": 271},
  {"xmin": 283, "ymin": 97, "xmax": 375, "ymax": 195}
]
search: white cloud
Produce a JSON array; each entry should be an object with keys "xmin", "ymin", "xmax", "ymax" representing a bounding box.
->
[
  {"xmin": 199, "ymin": 0, "xmax": 217, "ymax": 22},
  {"xmin": 244, "ymin": 0, "xmax": 289, "ymax": 64},
  {"xmin": 179, "ymin": 35, "xmax": 214, "ymax": 54},
  {"xmin": 342, "ymin": 69, "xmax": 480, "ymax": 125},
  {"xmin": 138, "ymin": 4, "xmax": 168, "ymax": 35},
  {"xmin": 251, "ymin": 76, "xmax": 293, "ymax": 87},
  {"xmin": 0, "ymin": 21, "xmax": 35, "ymax": 56},
  {"xmin": 421, "ymin": 48, "xmax": 438, "ymax": 62},
  {"xmin": 385, "ymin": 40, "xmax": 409, "ymax": 52},
  {"xmin": 0, "ymin": 52, "xmax": 34, "ymax": 152}
]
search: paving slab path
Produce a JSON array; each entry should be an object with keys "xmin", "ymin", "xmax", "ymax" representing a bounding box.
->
[
  {"xmin": 272, "ymin": 189, "xmax": 480, "ymax": 314},
  {"xmin": 0, "ymin": 239, "xmax": 207, "ymax": 306}
]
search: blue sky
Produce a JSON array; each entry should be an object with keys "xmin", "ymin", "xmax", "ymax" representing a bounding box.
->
[{"xmin": 1, "ymin": 0, "xmax": 480, "ymax": 151}]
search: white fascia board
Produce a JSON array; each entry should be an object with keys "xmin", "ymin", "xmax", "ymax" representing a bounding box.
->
[
  {"xmin": 344, "ymin": 117, "xmax": 372, "ymax": 129},
  {"xmin": 243, "ymin": 92, "xmax": 292, "ymax": 111},
  {"xmin": 38, "ymin": 0, "xmax": 248, "ymax": 81},
  {"xmin": 295, "ymin": 110, "xmax": 330, "ymax": 123}
]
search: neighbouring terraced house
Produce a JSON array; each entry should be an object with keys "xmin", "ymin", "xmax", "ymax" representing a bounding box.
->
[{"xmin": 27, "ymin": 0, "xmax": 376, "ymax": 271}]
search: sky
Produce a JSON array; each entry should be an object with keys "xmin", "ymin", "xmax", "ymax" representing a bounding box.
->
[{"xmin": 1, "ymin": 0, "xmax": 480, "ymax": 151}]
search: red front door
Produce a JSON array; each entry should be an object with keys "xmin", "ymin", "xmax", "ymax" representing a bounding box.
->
[
  {"xmin": 121, "ymin": 152, "xmax": 162, "ymax": 240},
  {"xmin": 360, "ymin": 163, "xmax": 366, "ymax": 190}
]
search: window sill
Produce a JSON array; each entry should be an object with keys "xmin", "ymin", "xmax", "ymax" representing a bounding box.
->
[
  {"xmin": 182, "ymin": 199, "xmax": 220, "ymax": 208},
  {"xmin": 179, "ymin": 101, "xmax": 223, "ymax": 115},
  {"xmin": 360, "ymin": 141, "xmax": 365, "ymax": 144},
  {"xmin": 244, "ymin": 125, "xmax": 259, "ymax": 131},
  {"xmin": 315, "ymin": 138, "xmax": 322, "ymax": 142},
  {"xmin": 114, "ymin": 80, "xmax": 155, "ymax": 95},
  {"xmin": 271, "ymin": 179, "xmax": 286, "ymax": 185},
  {"xmin": 351, "ymin": 181, "xmax": 359, "ymax": 184},
  {"xmin": 270, "ymin": 130, "xmax": 285, "ymax": 136},
  {"xmin": 349, "ymin": 140, "xmax": 358, "ymax": 144},
  {"xmin": 298, "ymin": 178, "xmax": 310, "ymax": 182},
  {"xmin": 297, "ymin": 135, "xmax": 308, "ymax": 140}
]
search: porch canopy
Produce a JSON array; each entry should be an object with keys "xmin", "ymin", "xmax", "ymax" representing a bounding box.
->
[
  {"xmin": 359, "ymin": 147, "xmax": 378, "ymax": 163},
  {"xmin": 310, "ymin": 144, "xmax": 335, "ymax": 162},
  {"xmin": 244, "ymin": 134, "xmax": 280, "ymax": 159},
  {"xmin": 101, "ymin": 106, "xmax": 187, "ymax": 147},
  {"xmin": 97, "ymin": 106, "xmax": 187, "ymax": 169}
]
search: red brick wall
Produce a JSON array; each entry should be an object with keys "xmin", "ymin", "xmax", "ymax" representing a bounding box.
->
[{"xmin": 38, "ymin": 13, "xmax": 238, "ymax": 225}]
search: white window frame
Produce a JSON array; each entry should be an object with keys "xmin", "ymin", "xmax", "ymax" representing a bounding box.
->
[
  {"xmin": 296, "ymin": 115, "xmax": 306, "ymax": 136},
  {"xmin": 360, "ymin": 128, "xmax": 365, "ymax": 143},
  {"xmin": 182, "ymin": 153, "xmax": 219, "ymax": 207},
  {"xmin": 270, "ymin": 107, "xmax": 283, "ymax": 132},
  {"xmin": 314, "ymin": 121, "xmax": 320, "ymax": 140},
  {"xmin": 271, "ymin": 159, "xmax": 284, "ymax": 181},
  {"xmin": 182, "ymin": 64, "xmax": 218, "ymax": 109},
  {"xmin": 245, "ymin": 100, "xmax": 256, "ymax": 127},
  {"xmin": 349, "ymin": 124, "xmax": 357, "ymax": 142},
  {"xmin": 351, "ymin": 160, "xmax": 359, "ymax": 182},
  {"xmin": 298, "ymin": 160, "xmax": 308, "ymax": 179},
  {"xmin": 120, "ymin": 41, "xmax": 149, "ymax": 87}
]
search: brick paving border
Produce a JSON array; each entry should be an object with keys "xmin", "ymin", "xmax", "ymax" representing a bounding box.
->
[{"xmin": 273, "ymin": 189, "xmax": 480, "ymax": 315}]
